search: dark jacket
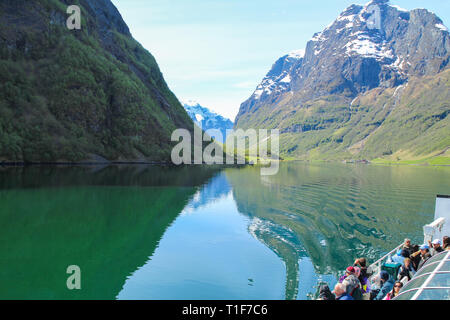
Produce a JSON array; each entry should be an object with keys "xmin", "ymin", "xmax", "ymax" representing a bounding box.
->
[
  {"xmin": 342, "ymin": 274, "xmax": 360, "ymax": 295},
  {"xmin": 410, "ymin": 251, "xmax": 422, "ymax": 270},
  {"xmin": 318, "ymin": 284, "xmax": 335, "ymax": 300},
  {"xmin": 417, "ymin": 252, "xmax": 432, "ymax": 270},
  {"xmin": 374, "ymin": 277, "xmax": 394, "ymax": 300},
  {"xmin": 358, "ymin": 267, "xmax": 370, "ymax": 282},
  {"xmin": 351, "ymin": 286, "xmax": 363, "ymax": 300},
  {"xmin": 342, "ymin": 274, "xmax": 363, "ymax": 300},
  {"xmin": 431, "ymin": 246, "xmax": 444, "ymax": 256},
  {"xmin": 353, "ymin": 264, "xmax": 370, "ymax": 292},
  {"xmin": 402, "ymin": 244, "xmax": 414, "ymax": 256},
  {"xmin": 398, "ymin": 264, "xmax": 415, "ymax": 281}
]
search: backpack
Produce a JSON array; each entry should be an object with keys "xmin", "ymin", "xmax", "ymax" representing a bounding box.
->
[{"xmin": 351, "ymin": 286, "xmax": 363, "ymax": 300}]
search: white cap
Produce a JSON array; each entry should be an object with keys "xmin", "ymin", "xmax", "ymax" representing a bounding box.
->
[{"xmin": 432, "ymin": 239, "xmax": 441, "ymax": 245}]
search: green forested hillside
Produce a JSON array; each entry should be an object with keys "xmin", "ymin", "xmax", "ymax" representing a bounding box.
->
[
  {"xmin": 237, "ymin": 69, "xmax": 450, "ymax": 164},
  {"xmin": 0, "ymin": 0, "xmax": 193, "ymax": 163}
]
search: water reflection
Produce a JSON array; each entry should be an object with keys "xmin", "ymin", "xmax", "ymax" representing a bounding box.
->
[
  {"xmin": 186, "ymin": 173, "xmax": 232, "ymax": 211},
  {"xmin": 226, "ymin": 162, "xmax": 450, "ymax": 299},
  {"xmin": 118, "ymin": 170, "xmax": 338, "ymax": 300},
  {"xmin": 0, "ymin": 165, "xmax": 220, "ymax": 299},
  {"xmin": 117, "ymin": 176, "xmax": 287, "ymax": 300},
  {"xmin": 0, "ymin": 163, "xmax": 448, "ymax": 300}
]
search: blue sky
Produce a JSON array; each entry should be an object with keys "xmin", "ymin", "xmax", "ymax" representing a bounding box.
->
[{"xmin": 111, "ymin": 0, "xmax": 450, "ymax": 121}]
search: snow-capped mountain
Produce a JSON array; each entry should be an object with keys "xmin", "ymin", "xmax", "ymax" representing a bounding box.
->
[
  {"xmin": 182, "ymin": 100, "xmax": 234, "ymax": 143},
  {"xmin": 236, "ymin": 0, "xmax": 450, "ymax": 125},
  {"xmin": 234, "ymin": 0, "xmax": 450, "ymax": 162},
  {"xmin": 250, "ymin": 49, "xmax": 305, "ymax": 107}
]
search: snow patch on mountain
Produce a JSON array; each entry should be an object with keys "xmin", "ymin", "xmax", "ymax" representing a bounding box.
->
[
  {"xmin": 287, "ymin": 49, "xmax": 305, "ymax": 59},
  {"xmin": 251, "ymin": 49, "xmax": 305, "ymax": 101},
  {"xmin": 311, "ymin": 32, "xmax": 327, "ymax": 42},
  {"xmin": 435, "ymin": 23, "xmax": 449, "ymax": 32},
  {"xmin": 195, "ymin": 114, "xmax": 204, "ymax": 122},
  {"xmin": 389, "ymin": 4, "xmax": 408, "ymax": 12},
  {"xmin": 236, "ymin": 0, "xmax": 450, "ymax": 127},
  {"xmin": 345, "ymin": 38, "xmax": 394, "ymax": 60},
  {"xmin": 182, "ymin": 100, "xmax": 234, "ymax": 143}
]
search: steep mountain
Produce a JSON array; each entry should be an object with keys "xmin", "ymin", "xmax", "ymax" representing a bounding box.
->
[
  {"xmin": 246, "ymin": 50, "xmax": 305, "ymax": 111},
  {"xmin": 183, "ymin": 100, "xmax": 234, "ymax": 143},
  {"xmin": 0, "ymin": 0, "xmax": 194, "ymax": 163},
  {"xmin": 235, "ymin": 0, "xmax": 450, "ymax": 163}
]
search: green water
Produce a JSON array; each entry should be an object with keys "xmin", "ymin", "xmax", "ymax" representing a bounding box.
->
[{"xmin": 0, "ymin": 163, "xmax": 448, "ymax": 300}]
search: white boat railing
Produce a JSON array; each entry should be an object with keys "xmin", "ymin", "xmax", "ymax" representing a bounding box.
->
[
  {"xmin": 309, "ymin": 243, "xmax": 404, "ymax": 299},
  {"xmin": 423, "ymin": 217, "xmax": 446, "ymax": 244},
  {"xmin": 367, "ymin": 242, "xmax": 404, "ymax": 281},
  {"xmin": 368, "ymin": 216, "xmax": 447, "ymax": 282}
]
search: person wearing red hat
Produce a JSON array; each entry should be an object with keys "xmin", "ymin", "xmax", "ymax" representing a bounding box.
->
[
  {"xmin": 339, "ymin": 266, "xmax": 355, "ymax": 283},
  {"xmin": 339, "ymin": 266, "xmax": 362, "ymax": 300}
]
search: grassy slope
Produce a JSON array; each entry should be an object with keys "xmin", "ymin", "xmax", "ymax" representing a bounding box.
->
[
  {"xmin": 0, "ymin": 0, "xmax": 193, "ymax": 162},
  {"xmin": 236, "ymin": 69, "xmax": 450, "ymax": 165}
]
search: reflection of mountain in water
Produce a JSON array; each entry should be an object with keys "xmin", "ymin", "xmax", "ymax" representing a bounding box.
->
[
  {"xmin": 226, "ymin": 163, "xmax": 448, "ymax": 299},
  {"xmin": 248, "ymin": 217, "xmax": 304, "ymax": 300},
  {"xmin": 186, "ymin": 173, "xmax": 232, "ymax": 210},
  {"xmin": 0, "ymin": 165, "xmax": 220, "ymax": 299}
]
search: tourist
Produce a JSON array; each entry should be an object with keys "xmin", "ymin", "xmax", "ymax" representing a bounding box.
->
[
  {"xmin": 333, "ymin": 283, "xmax": 354, "ymax": 300},
  {"xmin": 341, "ymin": 267, "xmax": 363, "ymax": 300},
  {"xmin": 398, "ymin": 258, "xmax": 416, "ymax": 281},
  {"xmin": 444, "ymin": 236, "xmax": 450, "ymax": 251},
  {"xmin": 338, "ymin": 266, "xmax": 354, "ymax": 283},
  {"xmin": 373, "ymin": 271, "xmax": 394, "ymax": 300},
  {"xmin": 354, "ymin": 265, "xmax": 369, "ymax": 293},
  {"xmin": 350, "ymin": 267, "xmax": 364, "ymax": 300},
  {"xmin": 385, "ymin": 281, "xmax": 403, "ymax": 300},
  {"xmin": 391, "ymin": 249, "xmax": 408, "ymax": 264},
  {"xmin": 402, "ymin": 249, "xmax": 410, "ymax": 258},
  {"xmin": 317, "ymin": 284, "xmax": 335, "ymax": 300},
  {"xmin": 417, "ymin": 244, "xmax": 432, "ymax": 270},
  {"xmin": 353, "ymin": 259, "xmax": 371, "ymax": 294},
  {"xmin": 410, "ymin": 244, "xmax": 421, "ymax": 270},
  {"xmin": 402, "ymin": 238, "xmax": 414, "ymax": 256},
  {"xmin": 428, "ymin": 239, "xmax": 444, "ymax": 256},
  {"xmin": 354, "ymin": 257, "xmax": 370, "ymax": 278}
]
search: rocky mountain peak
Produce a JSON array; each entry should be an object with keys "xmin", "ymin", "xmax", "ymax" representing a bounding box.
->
[
  {"xmin": 182, "ymin": 101, "xmax": 234, "ymax": 143},
  {"xmin": 236, "ymin": 1, "xmax": 449, "ymax": 124},
  {"xmin": 237, "ymin": 48, "xmax": 304, "ymax": 118},
  {"xmin": 368, "ymin": 0, "xmax": 389, "ymax": 6}
]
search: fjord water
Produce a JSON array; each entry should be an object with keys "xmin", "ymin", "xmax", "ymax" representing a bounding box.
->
[{"xmin": 0, "ymin": 163, "xmax": 448, "ymax": 300}]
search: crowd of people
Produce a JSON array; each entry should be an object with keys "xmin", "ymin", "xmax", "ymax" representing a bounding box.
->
[{"xmin": 318, "ymin": 236, "xmax": 450, "ymax": 300}]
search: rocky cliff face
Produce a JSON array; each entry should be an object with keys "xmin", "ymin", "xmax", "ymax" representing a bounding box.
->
[
  {"xmin": 235, "ymin": 0, "xmax": 450, "ymax": 162},
  {"xmin": 0, "ymin": 0, "xmax": 193, "ymax": 162},
  {"xmin": 239, "ymin": 50, "xmax": 304, "ymax": 118}
]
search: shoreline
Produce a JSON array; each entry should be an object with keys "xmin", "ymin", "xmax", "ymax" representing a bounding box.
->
[
  {"xmin": 0, "ymin": 160, "xmax": 173, "ymax": 167},
  {"xmin": 0, "ymin": 161, "xmax": 246, "ymax": 169},
  {"xmin": 1, "ymin": 157, "xmax": 449, "ymax": 168},
  {"xmin": 281, "ymin": 159, "xmax": 450, "ymax": 167}
]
